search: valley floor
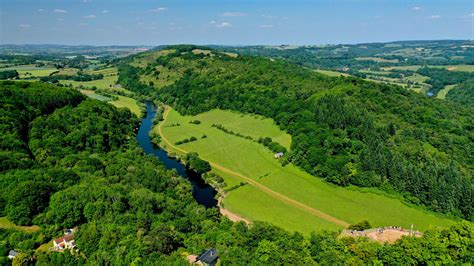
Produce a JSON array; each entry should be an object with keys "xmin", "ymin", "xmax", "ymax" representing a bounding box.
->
[{"xmin": 155, "ymin": 106, "xmax": 456, "ymax": 234}]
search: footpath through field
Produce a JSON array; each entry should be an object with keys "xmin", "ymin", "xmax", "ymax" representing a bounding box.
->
[{"xmin": 157, "ymin": 106, "xmax": 350, "ymax": 228}]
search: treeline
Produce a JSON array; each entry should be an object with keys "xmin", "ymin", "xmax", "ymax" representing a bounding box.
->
[
  {"xmin": 417, "ymin": 67, "xmax": 473, "ymax": 95},
  {"xmin": 40, "ymin": 72, "xmax": 103, "ymax": 83},
  {"xmin": 117, "ymin": 64, "xmax": 155, "ymax": 95},
  {"xmin": 1, "ymin": 81, "xmax": 473, "ymax": 264},
  {"xmin": 258, "ymin": 137, "xmax": 287, "ymax": 154},
  {"xmin": 446, "ymin": 79, "xmax": 474, "ymax": 107},
  {"xmin": 141, "ymin": 46, "xmax": 473, "ymax": 221},
  {"xmin": 0, "ymin": 70, "xmax": 19, "ymax": 80}
]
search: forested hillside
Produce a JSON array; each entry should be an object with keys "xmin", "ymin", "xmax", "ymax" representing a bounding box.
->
[
  {"xmin": 1, "ymin": 80, "xmax": 472, "ymax": 265},
  {"xmin": 120, "ymin": 46, "xmax": 473, "ymax": 222},
  {"xmin": 446, "ymin": 79, "xmax": 474, "ymax": 107}
]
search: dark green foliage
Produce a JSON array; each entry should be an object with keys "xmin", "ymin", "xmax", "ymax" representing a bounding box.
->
[
  {"xmin": 418, "ymin": 67, "xmax": 473, "ymax": 95},
  {"xmin": 446, "ymin": 79, "xmax": 474, "ymax": 107},
  {"xmin": 189, "ymin": 120, "xmax": 201, "ymax": 124},
  {"xmin": 28, "ymin": 100, "xmax": 138, "ymax": 164},
  {"xmin": 212, "ymin": 124, "xmax": 254, "ymax": 140},
  {"xmin": 40, "ymin": 72, "xmax": 104, "ymax": 83},
  {"xmin": 146, "ymin": 47, "xmax": 473, "ymax": 220},
  {"xmin": 175, "ymin": 136, "xmax": 198, "ymax": 145},
  {"xmin": 0, "ymin": 70, "xmax": 19, "ymax": 79},
  {"xmin": 0, "ymin": 81, "xmax": 84, "ymax": 172},
  {"xmin": 117, "ymin": 64, "xmax": 154, "ymax": 95},
  {"xmin": 258, "ymin": 137, "xmax": 287, "ymax": 153},
  {"xmin": 348, "ymin": 220, "xmax": 372, "ymax": 231},
  {"xmin": 184, "ymin": 152, "xmax": 211, "ymax": 174},
  {"xmin": 0, "ymin": 81, "xmax": 472, "ymax": 264}
]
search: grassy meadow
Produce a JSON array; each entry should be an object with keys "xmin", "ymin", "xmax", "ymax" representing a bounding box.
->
[
  {"xmin": 436, "ymin": 84, "xmax": 456, "ymax": 99},
  {"xmin": 157, "ymin": 107, "xmax": 456, "ymax": 234},
  {"xmin": 0, "ymin": 217, "xmax": 40, "ymax": 233}
]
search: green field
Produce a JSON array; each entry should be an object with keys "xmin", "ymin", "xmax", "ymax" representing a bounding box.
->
[
  {"xmin": 59, "ymin": 73, "xmax": 118, "ymax": 89},
  {"xmin": 0, "ymin": 217, "xmax": 40, "ymax": 233},
  {"xmin": 436, "ymin": 84, "xmax": 456, "ymax": 99},
  {"xmin": 80, "ymin": 89, "xmax": 142, "ymax": 116},
  {"xmin": 110, "ymin": 95, "xmax": 142, "ymax": 116},
  {"xmin": 157, "ymin": 107, "xmax": 456, "ymax": 234},
  {"xmin": 1, "ymin": 64, "xmax": 58, "ymax": 78}
]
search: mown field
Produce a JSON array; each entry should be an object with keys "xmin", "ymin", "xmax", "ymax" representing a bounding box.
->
[{"xmin": 157, "ymin": 107, "xmax": 456, "ymax": 234}]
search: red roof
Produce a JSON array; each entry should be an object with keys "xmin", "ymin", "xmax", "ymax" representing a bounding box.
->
[{"xmin": 54, "ymin": 233, "xmax": 74, "ymax": 244}]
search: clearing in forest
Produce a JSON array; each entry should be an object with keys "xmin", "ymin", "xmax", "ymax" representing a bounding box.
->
[{"xmin": 156, "ymin": 107, "xmax": 456, "ymax": 234}]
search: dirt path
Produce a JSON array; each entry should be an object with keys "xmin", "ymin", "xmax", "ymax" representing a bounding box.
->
[
  {"xmin": 217, "ymin": 196, "xmax": 251, "ymax": 224},
  {"xmin": 157, "ymin": 106, "xmax": 350, "ymax": 228}
]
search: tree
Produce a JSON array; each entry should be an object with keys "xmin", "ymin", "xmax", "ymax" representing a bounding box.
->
[{"xmin": 348, "ymin": 220, "xmax": 372, "ymax": 231}]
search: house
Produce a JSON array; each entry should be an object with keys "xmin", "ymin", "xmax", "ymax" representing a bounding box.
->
[
  {"xmin": 274, "ymin": 152, "xmax": 284, "ymax": 159},
  {"xmin": 8, "ymin": 250, "xmax": 20, "ymax": 260},
  {"xmin": 64, "ymin": 227, "xmax": 78, "ymax": 235},
  {"xmin": 53, "ymin": 233, "xmax": 76, "ymax": 251},
  {"xmin": 197, "ymin": 248, "xmax": 218, "ymax": 266}
]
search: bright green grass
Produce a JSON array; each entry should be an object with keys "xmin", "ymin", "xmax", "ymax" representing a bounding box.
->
[
  {"xmin": 404, "ymin": 73, "xmax": 429, "ymax": 83},
  {"xmin": 0, "ymin": 217, "xmax": 40, "ymax": 233},
  {"xmin": 60, "ymin": 75, "xmax": 117, "ymax": 90},
  {"xmin": 314, "ymin": 69, "xmax": 350, "ymax": 77},
  {"xmin": 224, "ymin": 185, "xmax": 341, "ymax": 233},
  {"xmin": 158, "ymin": 108, "xmax": 456, "ymax": 234},
  {"xmin": 80, "ymin": 90, "xmax": 141, "ymax": 116},
  {"xmin": 110, "ymin": 95, "xmax": 142, "ymax": 116},
  {"xmin": 1, "ymin": 64, "xmax": 58, "ymax": 78},
  {"xmin": 436, "ymin": 85, "xmax": 456, "ymax": 99},
  {"xmin": 191, "ymin": 109, "xmax": 291, "ymax": 149}
]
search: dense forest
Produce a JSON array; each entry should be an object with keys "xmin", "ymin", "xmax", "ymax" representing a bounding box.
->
[
  {"xmin": 417, "ymin": 67, "xmax": 473, "ymax": 95},
  {"xmin": 446, "ymin": 79, "xmax": 474, "ymax": 107},
  {"xmin": 1, "ymin": 81, "xmax": 473, "ymax": 264},
  {"xmin": 120, "ymin": 46, "xmax": 473, "ymax": 222}
]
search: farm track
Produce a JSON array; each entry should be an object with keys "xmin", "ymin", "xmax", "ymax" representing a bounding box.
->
[{"xmin": 157, "ymin": 106, "xmax": 350, "ymax": 228}]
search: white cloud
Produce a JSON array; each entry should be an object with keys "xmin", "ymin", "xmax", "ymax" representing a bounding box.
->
[
  {"xmin": 469, "ymin": 13, "xmax": 474, "ymax": 17},
  {"xmin": 82, "ymin": 0, "xmax": 92, "ymax": 2},
  {"xmin": 412, "ymin": 6, "xmax": 422, "ymax": 11},
  {"xmin": 150, "ymin": 7, "xmax": 168, "ymax": 12},
  {"xmin": 83, "ymin": 14, "xmax": 96, "ymax": 19},
  {"xmin": 19, "ymin": 24, "xmax": 31, "ymax": 29},
  {"xmin": 53, "ymin": 9, "xmax": 68, "ymax": 13},
  {"xmin": 428, "ymin": 15, "xmax": 441, "ymax": 19},
  {"xmin": 102, "ymin": 10, "xmax": 109, "ymax": 14},
  {"xmin": 210, "ymin": 21, "xmax": 231, "ymax": 28},
  {"xmin": 220, "ymin": 12, "xmax": 246, "ymax": 17},
  {"xmin": 37, "ymin": 9, "xmax": 44, "ymax": 12},
  {"xmin": 261, "ymin": 14, "xmax": 275, "ymax": 19},
  {"xmin": 259, "ymin": 24, "xmax": 273, "ymax": 28}
]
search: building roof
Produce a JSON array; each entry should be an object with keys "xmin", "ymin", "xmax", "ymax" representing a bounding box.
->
[
  {"xmin": 9, "ymin": 250, "xmax": 20, "ymax": 257},
  {"xmin": 54, "ymin": 233, "xmax": 74, "ymax": 244},
  {"xmin": 198, "ymin": 248, "xmax": 218, "ymax": 264}
]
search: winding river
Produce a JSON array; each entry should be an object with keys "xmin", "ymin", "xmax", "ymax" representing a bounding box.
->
[{"xmin": 136, "ymin": 102, "xmax": 218, "ymax": 208}]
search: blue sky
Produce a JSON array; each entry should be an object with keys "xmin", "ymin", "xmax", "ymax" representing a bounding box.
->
[{"xmin": 1, "ymin": 0, "xmax": 472, "ymax": 45}]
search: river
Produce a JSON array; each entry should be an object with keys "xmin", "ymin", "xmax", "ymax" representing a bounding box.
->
[{"xmin": 136, "ymin": 102, "xmax": 218, "ymax": 208}]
